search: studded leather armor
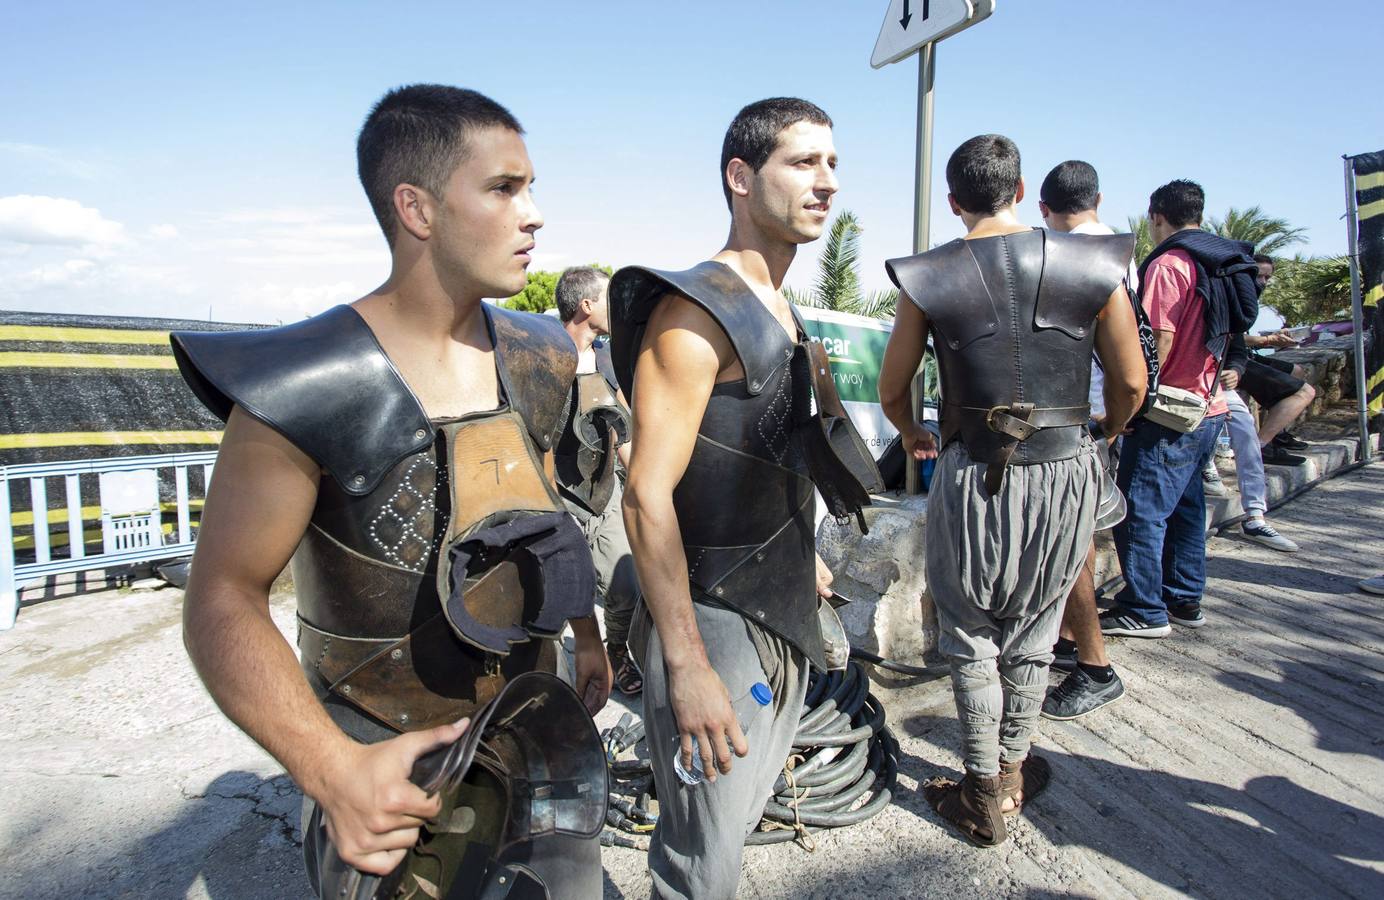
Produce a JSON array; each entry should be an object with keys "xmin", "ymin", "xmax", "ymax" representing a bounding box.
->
[{"xmin": 172, "ymin": 303, "xmax": 583, "ymax": 741}]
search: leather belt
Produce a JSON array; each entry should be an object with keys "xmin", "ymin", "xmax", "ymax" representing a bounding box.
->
[{"xmin": 945, "ymin": 401, "xmax": 1090, "ymax": 496}]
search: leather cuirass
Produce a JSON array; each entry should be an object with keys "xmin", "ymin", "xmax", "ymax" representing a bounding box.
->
[
  {"xmin": 610, "ymin": 261, "xmax": 827, "ymax": 670},
  {"xmin": 886, "ymin": 229, "xmax": 1135, "ymax": 467},
  {"xmin": 554, "ymin": 343, "xmax": 629, "ymax": 518},
  {"xmin": 171, "ymin": 303, "xmax": 582, "ymax": 742}
]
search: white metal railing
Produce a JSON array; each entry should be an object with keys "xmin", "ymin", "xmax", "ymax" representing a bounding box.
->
[{"xmin": 1, "ymin": 450, "xmax": 217, "ymax": 630}]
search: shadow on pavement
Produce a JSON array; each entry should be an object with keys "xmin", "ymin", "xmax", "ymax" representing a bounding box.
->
[
  {"xmin": 1219, "ymin": 644, "xmax": 1384, "ymax": 762},
  {"xmin": 11, "ymin": 770, "xmax": 311, "ymax": 899},
  {"xmin": 899, "ymin": 706, "xmax": 1384, "ymax": 898}
]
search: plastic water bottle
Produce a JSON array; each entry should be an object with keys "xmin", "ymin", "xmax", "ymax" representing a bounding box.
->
[
  {"xmin": 673, "ymin": 682, "xmax": 773, "ymax": 786},
  {"xmin": 1216, "ymin": 427, "xmax": 1234, "ymax": 459}
]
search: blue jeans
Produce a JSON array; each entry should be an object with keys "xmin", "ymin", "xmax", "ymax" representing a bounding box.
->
[{"xmin": 1113, "ymin": 415, "xmax": 1225, "ymax": 625}]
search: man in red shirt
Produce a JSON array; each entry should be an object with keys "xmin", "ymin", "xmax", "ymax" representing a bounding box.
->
[{"xmin": 1101, "ymin": 180, "xmax": 1228, "ymax": 636}]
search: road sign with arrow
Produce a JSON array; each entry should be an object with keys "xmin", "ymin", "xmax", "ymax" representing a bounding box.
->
[
  {"xmin": 869, "ymin": 0, "xmax": 996, "ymax": 493},
  {"xmin": 871, "ymin": 0, "xmax": 993, "ymax": 68}
]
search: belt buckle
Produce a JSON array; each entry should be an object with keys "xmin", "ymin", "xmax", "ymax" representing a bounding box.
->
[{"xmin": 986, "ymin": 404, "xmax": 1037, "ymax": 441}]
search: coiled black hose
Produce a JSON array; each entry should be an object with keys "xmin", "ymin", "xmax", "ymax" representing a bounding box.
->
[{"xmin": 602, "ymin": 657, "xmax": 900, "ymax": 849}]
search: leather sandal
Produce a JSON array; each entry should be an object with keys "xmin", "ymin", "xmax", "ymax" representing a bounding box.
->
[
  {"xmin": 999, "ymin": 753, "xmax": 1051, "ymax": 816},
  {"xmin": 923, "ymin": 771, "xmax": 1007, "ymax": 847},
  {"xmin": 608, "ymin": 642, "xmax": 643, "ymax": 695}
]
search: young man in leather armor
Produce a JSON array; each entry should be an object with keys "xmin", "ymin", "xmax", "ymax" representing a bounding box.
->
[
  {"xmin": 171, "ymin": 85, "xmax": 609, "ymax": 898},
  {"xmin": 609, "ymin": 98, "xmax": 844, "ymax": 899},
  {"xmin": 879, "ymin": 135, "xmax": 1146, "ymax": 847}
]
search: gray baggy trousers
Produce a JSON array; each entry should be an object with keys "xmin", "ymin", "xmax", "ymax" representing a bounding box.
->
[
  {"xmin": 926, "ymin": 440, "xmax": 1101, "ymax": 776},
  {"xmin": 631, "ymin": 600, "xmax": 809, "ymax": 900}
]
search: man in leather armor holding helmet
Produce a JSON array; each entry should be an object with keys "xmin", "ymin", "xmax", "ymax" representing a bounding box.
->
[
  {"xmin": 879, "ymin": 135, "xmax": 1147, "ymax": 847},
  {"xmin": 171, "ymin": 85, "xmax": 609, "ymax": 898}
]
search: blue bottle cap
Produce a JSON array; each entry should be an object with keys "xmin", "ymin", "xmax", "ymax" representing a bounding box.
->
[{"xmin": 750, "ymin": 682, "xmax": 773, "ymax": 706}]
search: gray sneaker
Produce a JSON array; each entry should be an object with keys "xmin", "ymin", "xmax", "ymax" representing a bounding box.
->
[
  {"xmin": 1202, "ymin": 463, "xmax": 1229, "ymax": 498},
  {"xmin": 1242, "ymin": 519, "xmax": 1299, "ymax": 553},
  {"xmin": 1042, "ymin": 667, "xmax": 1125, "ymax": 721}
]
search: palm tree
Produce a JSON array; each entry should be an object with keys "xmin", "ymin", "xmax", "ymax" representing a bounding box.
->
[
  {"xmin": 1127, "ymin": 215, "xmax": 1155, "ymax": 265},
  {"xmin": 1127, "ymin": 206, "xmax": 1306, "ymax": 265},
  {"xmin": 1205, "ymin": 206, "xmax": 1306, "ymax": 256},
  {"xmin": 786, "ymin": 209, "xmax": 899, "ymax": 320},
  {"xmin": 1260, "ymin": 254, "xmax": 1352, "ymax": 327}
]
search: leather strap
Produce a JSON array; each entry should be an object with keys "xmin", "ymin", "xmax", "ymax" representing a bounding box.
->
[{"xmin": 944, "ymin": 401, "xmax": 1090, "ymax": 496}]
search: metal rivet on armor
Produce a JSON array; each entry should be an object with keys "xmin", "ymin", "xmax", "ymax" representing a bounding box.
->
[
  {"xmin": 756, "ymin": 610, "xmax": 766, "ymax": 618},
  {"xmin": 755, "ymin": 552, "xmax": 765, "ymax": 563},
  {"xmin": 784, "ymin": 348, "xmax": 792, "ymax": 357},
  {"xmin": 350, "ymin": 474, "xmax": 365, "ymax": 486},
  {"xmin": 714, "ymin": 586, "xmax": 725, "ymax": 596},
  {"xmin": 750, "ymin": 381, "xmax": 761, "ymax": 391},
  {"xmin": 390, "ymin": 648, "xmax": 403, "ymax": 661},
  {"xmin": 499, "ymin": 876, "xmax": 508, "ymax": 885},
  {"xmin": 341, "ymin": 684, "xmax": 352, "ymax": 695},
  {"xmin": 399, "ymin": 713, "xmax": 409, "ymax": 725},
  {"xmin": 414, "ymin": 428, "xmax": 427, "ymax": 440}
]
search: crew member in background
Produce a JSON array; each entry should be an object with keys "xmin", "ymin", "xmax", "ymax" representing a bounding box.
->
[
  {"xmin": 554, "ymin": 265, "xmax": 644, "ymax": 693},
  {"xmin": 1035, "ymin": 159, "xmax": 1144, "ymax": 721}
]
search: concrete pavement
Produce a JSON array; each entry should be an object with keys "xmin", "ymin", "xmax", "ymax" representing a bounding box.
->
[{"xmin": 3, "ymin": 463, "xmax": 1382, "ymax": 899}]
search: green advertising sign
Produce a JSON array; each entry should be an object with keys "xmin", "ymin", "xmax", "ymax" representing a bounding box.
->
[{"xmin": 797, "ymin": 307, "xmax": 892, "ymax": 404}]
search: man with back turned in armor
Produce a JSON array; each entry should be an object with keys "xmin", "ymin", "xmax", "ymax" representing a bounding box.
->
[
  {"xmin": 879, "ymin": 135, "xmax": 1147, "ymax": 847},
  {"xmin": 170, "ymin": 85, "xmax": 608, "ymax": 898},
  {"xmin": 609, "ymin": 97, "xmax": 879, "ymax": 898}
]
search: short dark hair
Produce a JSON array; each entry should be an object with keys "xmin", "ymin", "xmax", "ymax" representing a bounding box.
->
[
  {"xmin": 1148, "ymin": 179, "xmax": 1204, "ymax": 228},
  {"xmin": 1253, "ymin": 253, "xmax": 1274, "ymax": 266},
  {"xmin": 720, "ymin": 97, "xmax": 833, "ymax": 210},
  {"xmin": 357, "ymin": 84, "xmax": 524, "ymax": 244},
  {"xmin": 1039, "ymin": 160, "xmax": 1099, "ymax": 215},
  {"xmin": 555, "ymin": 266, "xmax": 611, "ymax": 323},
  {"xmin": 945, "ymin": 134, "xmax": 1022, "ymax": 215}
]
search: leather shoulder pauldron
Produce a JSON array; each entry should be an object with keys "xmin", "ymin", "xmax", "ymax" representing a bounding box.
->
[
  {"xmin": 609, "ymin": 261, "xmax": 796, "ymax": 399},
  {"xmin": 171, "ymin": 305, "xmax": 432, "ymax": 496}
]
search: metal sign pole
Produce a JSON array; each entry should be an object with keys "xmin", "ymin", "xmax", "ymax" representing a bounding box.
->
[
  {"xmin": 906, "ymin": 44, "xmax": 937, "ymax": 495},
  {"xmin": 913, "ymin": 43, "xmax": 936, "ymax": 255},
  {"xmin": 1344, "ymin": 155, "xmax": 1373, "ymax": 462}
]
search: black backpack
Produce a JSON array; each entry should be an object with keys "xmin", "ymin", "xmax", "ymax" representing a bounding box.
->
[{"xmin": 1094, "ymin": 277, "xmax": 1160, "ymax": 417}]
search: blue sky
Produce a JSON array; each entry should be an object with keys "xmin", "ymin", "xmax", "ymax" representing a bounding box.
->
[{"xmin": 2, "ymin": 0, "xmax": 1380, "ymax": 324}]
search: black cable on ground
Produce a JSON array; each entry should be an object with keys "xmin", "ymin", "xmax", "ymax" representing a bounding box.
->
[{"xmin": 602, "ymin": 659, "xmax": 902, "ymax": 851}]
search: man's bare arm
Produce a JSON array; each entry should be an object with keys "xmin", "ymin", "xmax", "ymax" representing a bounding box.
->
[
  {"xmin": 185, "ymin": 407, "xmax": 462, "ymax": 874},
  {"xmin": 614, "ymin": 386, "xmax": 632, "ymax": 470},
  {"xmin": 184, "ymin": 407, "xmax": 342, "ymax": 778},
  {"xmin": 878, "ymin": 295, "xmax": 938, "ymax": 460},
  {"xmin": 622, "ymin": 293, "xmax": 748, "ymax": 779},
  {"xmin": 1093, "ymin": 284, "xmax": 1149, "ymax": 438}
]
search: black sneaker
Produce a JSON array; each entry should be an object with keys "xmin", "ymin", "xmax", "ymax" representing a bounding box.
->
[
  {"xmin": 1261, "ymin": 443, "xmax": 1307, "ymax": 466},
  {"xmin": 1099, "ymin": 609, "xmax": 1171, "ymax": 638},
  {"xmin": 1273, "ymin": 431, "xmax": 1310, "ymax": 451},
  {"xmin": 1168, "ymin": 603, "xmax": 1205, "ymax": 629},
  {"xmin": 1051, "ymin": 643, "xmax": 1078, "ymax": 674},
  {"xmin": 1042, "ymin": 667, "xmax": 1125, "ymax": 720}
]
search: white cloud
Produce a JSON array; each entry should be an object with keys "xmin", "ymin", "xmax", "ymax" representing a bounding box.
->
[
  {"xmin": 0, "ymin": 195, "xmax": 128, "ymax": 247},
  {"xmin": 149, "ymin": 224, "xmax": 179, "ymax": 239},
  {"xmin": 225, "ymin": 280, "xmax": 364, "ymax": 323}
]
